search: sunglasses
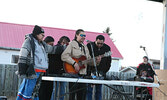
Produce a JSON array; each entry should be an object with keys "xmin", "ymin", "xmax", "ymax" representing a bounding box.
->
[
  {"xmin": 97, "ymin": 42, "xmax": 103, "ymax": 45},
  {"xmin": 80, "ymin": 34, "xmax": 86, "ymax": 37}
]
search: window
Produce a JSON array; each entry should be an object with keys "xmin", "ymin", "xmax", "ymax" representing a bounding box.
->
[{"xmin": 11, "ymin": 55, "xmax": 19, "ymax": 64}]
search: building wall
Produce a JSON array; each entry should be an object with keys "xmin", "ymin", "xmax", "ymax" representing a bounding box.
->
[
  {"xmin": 109, "ymin": 59, "xmax": 121, "ymax": 72},
  {"xmin": 0, "ymin": 49, "xmax": 122, "ymax": 71},
  {"xmin": 0, "ymin": 49, "xmax": 19, "ymax": 65},
  {"xmin": 150, "ymin": 59, "xmax": 160, "ymax": 69}
]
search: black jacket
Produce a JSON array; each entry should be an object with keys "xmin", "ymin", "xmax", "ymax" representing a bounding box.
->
[
  {"xmin": 87, "ymin": 42, "xmax": 111, "ymax": 77},
  {"xmin": 47, "ymin": 43, "xmax": 66, "ymax": 74},
  {"xmin": 136, "ymin": 63, "xmax": 155, "ymax": 78}
]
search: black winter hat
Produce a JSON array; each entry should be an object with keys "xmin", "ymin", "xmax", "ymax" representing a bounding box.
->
[
  {"xmin": 32, "ymin": 25, "xmax": 44, "ymax": 35},
  {"xmin": 143, "ymin": 56, "xmax": 148, "ymax": 60}
]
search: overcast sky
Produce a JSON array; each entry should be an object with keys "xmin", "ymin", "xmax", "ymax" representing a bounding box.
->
[{"xmin": 0, "ymin": 0, "xmax": 164, "ymax": 67}]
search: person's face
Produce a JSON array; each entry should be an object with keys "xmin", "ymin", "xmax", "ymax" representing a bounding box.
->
[
  {"xmin": 95, "ymin": 39, "xmax": 104, "ymax": 48},
  {"xmin": 36, "ymin": 33, "xmax": 45, "ymax": 42},
  {"xmin": 61, "ymin": 39, "xmax": 69, "ymax": 46},
  {"xmin": 76, "ymin": 32, "xmax": 86, "ymax": 43},
  {"xmin": 47, "ymin": 42, "xmax": 54, "ymax": 46},
  {"xmin": 141, "ymin": 71, "xmax": 147, "ymax": 77},
  {"xmin": 143, "ymin": 57, "xmax": 148, "ymax": 63}
]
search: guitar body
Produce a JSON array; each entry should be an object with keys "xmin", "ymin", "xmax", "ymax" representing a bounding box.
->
[
  {"xmin": 64, "ymin": 56, "xmax": 87, "ymax": 74},
  {"xmin": 63, "ymin": 51, "xmax": 112, "ymax": 74}
]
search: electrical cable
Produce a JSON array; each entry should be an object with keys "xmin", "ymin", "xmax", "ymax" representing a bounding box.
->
[
  {"xmin": 55, "ymin": 75, "xmax": 85, "ymax": 99},
  {"xmin": 156, "ymin": 87, "xmax": 167, "ymax": 96}
]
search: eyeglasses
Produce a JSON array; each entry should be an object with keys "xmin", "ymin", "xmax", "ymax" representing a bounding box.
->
[{"xmin": 80, "ymin": 34, "xmax": 86, "ymax": 37}]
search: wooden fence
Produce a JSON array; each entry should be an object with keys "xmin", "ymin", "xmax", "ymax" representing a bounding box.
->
[
  {"xmin": 0, "ymin": 64, "xmax": 18, "ymax": 97},
  {"xmin": 0, "ymin": 64, "xmax": 136, "ymax": 100}
]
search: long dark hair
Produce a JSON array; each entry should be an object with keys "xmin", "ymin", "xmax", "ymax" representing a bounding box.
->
[
  {"xmin": 58, "ymin": 36, "xmax": 70, "ymax": 44},
  {"xmin": 74, "ymin": 29, "xmax": 84, "ymax": 40}
]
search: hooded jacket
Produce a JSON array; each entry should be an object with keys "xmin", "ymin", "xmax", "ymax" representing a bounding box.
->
[{"xmin": 17, "ymin": 34, "xmax": 54, "ymax": 79}]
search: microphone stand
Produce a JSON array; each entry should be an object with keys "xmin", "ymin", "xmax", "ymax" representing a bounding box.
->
[
  {"xmin": 89, "ymin": 42, "xmax": 99, "ymax": 77},
  {"xmin": 141, "ymin": 47, "xmax": 161, "ymax": 85}
]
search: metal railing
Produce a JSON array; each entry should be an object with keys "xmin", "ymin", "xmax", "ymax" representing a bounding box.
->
[{"xmin": 0, "ymin": 64, "xmax": 135, "ymax": 100}]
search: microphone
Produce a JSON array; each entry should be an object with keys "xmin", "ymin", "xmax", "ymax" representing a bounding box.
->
[
  {"xmin": 86, "ymin": 40, "xmax": 93, "ymax": 42},
  {"xmin": 140, "ymin": 45, "xmax": 145, "ymax": 50},
  {"xmin": 140, "ymin": 45, "xmax": 145, "ymax": 48}
]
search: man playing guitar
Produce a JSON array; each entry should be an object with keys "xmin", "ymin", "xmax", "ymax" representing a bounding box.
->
[
  {"xmin": 61, "ymin": 29, "xmax": 101, "ymax": 100},
  {"xmin": 86, "ymin": 35, "xmax": 112, "ymax": 100}
]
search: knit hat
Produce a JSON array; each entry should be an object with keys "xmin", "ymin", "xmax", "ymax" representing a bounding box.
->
[
  {"xmin": 143, "ymin": 56, "xmax": 148, "ymax": 60},
  {"xmin": 32, "ymin": 25, "xmax": 44, "ymax": 35}
]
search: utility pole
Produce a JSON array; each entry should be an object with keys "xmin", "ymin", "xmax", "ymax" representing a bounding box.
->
[{"xmin": 160, "ymin": 0, "xmax": 167, "ymax": 69}]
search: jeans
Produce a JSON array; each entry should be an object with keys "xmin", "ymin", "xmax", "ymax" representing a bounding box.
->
[
  {"xmin": 51, "ymin": 81, "xmax": 66, "ymax": 100},
  {"xmin": 39, "ymin": 80, "xmax": 53, "ymax": 100},
  {"xmin": 69, "ymin": 82, "xmax": 87, "ymax": 100},
  {"xmin": 16, "ymin": 72, "xmax": 41, "ymax": 100},
  {"xmin": 87, "ymin": 84, "xmax": 102, "ymax": 100}
]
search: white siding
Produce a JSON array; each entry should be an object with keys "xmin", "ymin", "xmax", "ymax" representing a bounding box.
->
[
  {"xmin": 0, "ymin": 49, "xmax": 19, "ymax": 65},
  {"xmin": 0, "ymin": 49, "xmax": 122, "ymax": 71},
  {"xmin": 109, "ymin": 59, "xmax": 121, "ymax": 72},
  {"xmin": 124, "ymin": 70, "xmax": 136, "ymax": 73}
]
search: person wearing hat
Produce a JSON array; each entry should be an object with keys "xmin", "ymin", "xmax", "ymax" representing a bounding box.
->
[
  {"xmin": 16, "ymin": 25, "xmax": 55, "ymax": 100},
  {"xmin": 136, "ymin": 56, "xmax": 155, "ymax": 80},
  {"xmin": 136, "ymin": 56, "xmax": 155, "ymax": 99}
]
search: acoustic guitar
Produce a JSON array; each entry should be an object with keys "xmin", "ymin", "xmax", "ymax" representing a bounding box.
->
[{"xmin": 63, "ymin": 51, "xmax": 112, "ymax": 74}]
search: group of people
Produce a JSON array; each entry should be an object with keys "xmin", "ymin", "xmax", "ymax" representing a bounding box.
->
[
  {"xmin": 16, "ymin": 25, "xmax": 155, "ymax": 100},
  {"xmin": 16, "ymin": 25, "xmax": 112, "ymax": 100}
]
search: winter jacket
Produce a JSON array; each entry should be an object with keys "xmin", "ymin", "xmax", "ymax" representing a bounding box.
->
[
  {"xmin": 17, "ymin": 34, "xmax": 54, "ymax": 79},
  {"xmin": 48, "ymin": 43, "xmax": 66, "ymax": 74},
  {"xmin": 61, "ymin": 40, "xmax": 92, "ymax": 75},
  {"xmin": 136, "ymin": 63, "xmax": 155, "ymax": 79}
]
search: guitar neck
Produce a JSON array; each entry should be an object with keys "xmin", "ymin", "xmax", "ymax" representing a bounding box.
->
[
  {"xmin": 86, "ymin": 54, "xmax": 105, "ymax": 64},
  {"xmin": 82, "ymin": 51, "xmax": 111, "ymax": 64}
]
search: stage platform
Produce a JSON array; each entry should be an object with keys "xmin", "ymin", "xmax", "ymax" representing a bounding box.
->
[{"xmin": 42, "ymin": 76, "xmax": 159, "ymax": 87}]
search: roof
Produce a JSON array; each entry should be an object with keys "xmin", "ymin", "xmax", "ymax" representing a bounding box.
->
[
  {"xmin": 120, "ymin": 66, "xmax": 137, "ymax": 72},
  {"xmin": 148, "ymin": 0, "xmax": 163, "ymax": 3},
  {"xmin": 0, "ymin": 22, "xmax": 123, "ymax": 59}
]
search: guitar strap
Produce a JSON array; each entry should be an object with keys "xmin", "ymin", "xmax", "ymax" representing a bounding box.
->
[
  {"xmin": 74, "ymin": 40, "xmax": 86, "ymax": 55},
  {"xmin": 82, "ymin": 45, "xmax": 86, "ymax": 56}
]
